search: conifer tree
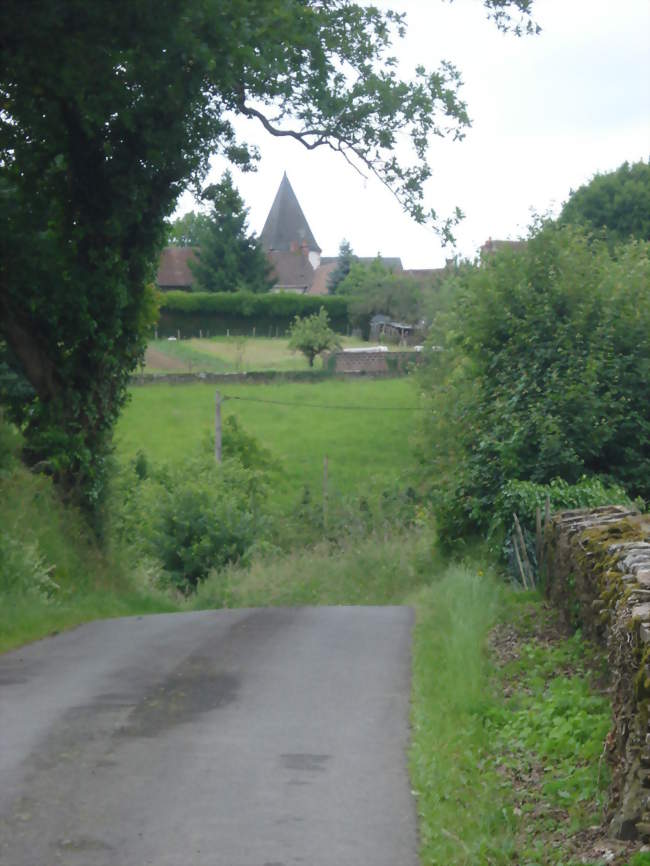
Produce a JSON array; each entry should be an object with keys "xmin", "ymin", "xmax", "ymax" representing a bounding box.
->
[
  {"xmin": 327, "ymin": 239, "xmax": 357, "ymax": 294},
  {"xmin": 189, "ymin": 172, "xmax": 274, "ymax": 293}
]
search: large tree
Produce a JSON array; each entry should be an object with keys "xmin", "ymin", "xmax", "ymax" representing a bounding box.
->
[
  {"xmin": 189, "ymin": 171, "xmax": 273, "ymax": 293},
  {"xmin": 337, "ymin": 257, "xmax": 423, "ymax": 336},
  {"xmin": 166, "ymin": 211, "xmax": 211, "ymax": 247},
  {"xmin": 558, "ymin": 159, "xmax": 650, "ymax": 246},
  {"xmin": 0, "ymin": 0, "xmax": 536, "ymax": 511}
]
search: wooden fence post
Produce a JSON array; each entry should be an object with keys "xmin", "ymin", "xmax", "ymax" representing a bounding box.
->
[
  {"xmin": 513, "ymin": 533, "xmax": 529, "ymax": 590},
  {"xmin": 513, "ymin": 512, "xmax": 534, "ymax": 588},
  {"xmin": 215, "ymin": 390, "xmax": 222, "ymax": 463},
  {"xmin": 323, "ymin": 455, "xmax": 328, "ymax": 529}
]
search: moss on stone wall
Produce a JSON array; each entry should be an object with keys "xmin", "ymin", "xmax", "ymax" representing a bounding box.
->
[{"xmin": 544, "ymin": 507, "xmax": 650, "ymax": 841}]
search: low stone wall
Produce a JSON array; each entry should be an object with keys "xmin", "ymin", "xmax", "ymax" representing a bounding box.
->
[
  {"xmin": 325, "ymin": 351, "xmax": 420, "ymax": 374},
  {"xmin": 129, "ymin": 368, "xmax": 401, "ymax": 386},
  {"xmin": 544, "ymin": 506, "xmax": 650, "ymax": 839}
]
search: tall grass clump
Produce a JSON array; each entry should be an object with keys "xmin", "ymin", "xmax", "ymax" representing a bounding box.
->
[
  {"xmin": 0, "ymin": 420, "xmax": 177, "ymax": 652},
  {"xmin": 410, "ymin": 564, "xmax": 513, "ymax": 864},
  {"xmin": 193, "ymin": 524, "xmax": 436, "ymax": 609}
]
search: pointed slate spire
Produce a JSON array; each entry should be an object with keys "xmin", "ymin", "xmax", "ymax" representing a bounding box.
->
[{"xmin": 260, "ymin": 173, "xmax": 321, "ymax": 253}]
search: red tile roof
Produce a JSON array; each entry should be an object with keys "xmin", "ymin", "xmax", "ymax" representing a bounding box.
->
[
  {"xmin": 480, "ymin": 238, "xmax": 527, "ymax": 257},
  {"xmin": 156, "ymin": 247, "xmax": 197, "ymax": 289}
]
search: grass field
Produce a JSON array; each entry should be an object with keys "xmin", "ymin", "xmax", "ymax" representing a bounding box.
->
[
  {"xmin": 116, "ymin": 377, "xmax": 421, "ymax": 506},
  {"xmin": 143, "ymin": 335, "xmax": 411, "ymax": 374}
]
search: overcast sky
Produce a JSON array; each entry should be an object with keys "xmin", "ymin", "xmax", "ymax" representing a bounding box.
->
[{"xmin": 175, "ymin": 0, "xmax": 650, "ymax": 268}]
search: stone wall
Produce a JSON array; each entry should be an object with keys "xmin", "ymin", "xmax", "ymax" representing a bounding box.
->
[
  {"xmin": 129, "ymin": 367, "xmax": 403, "ymax": 386},
  {"xmin": 544, "ymin": 506, "xmax": 650, "ymax": 839},
  {"xmin": 324, "ymin": 351, "xmax": 420, "ymax": 374}
]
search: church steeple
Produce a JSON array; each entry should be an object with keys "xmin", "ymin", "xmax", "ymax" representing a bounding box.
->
[{"xmin": 260, "ymin": 173, "xmax": 321, "ymax": 257}]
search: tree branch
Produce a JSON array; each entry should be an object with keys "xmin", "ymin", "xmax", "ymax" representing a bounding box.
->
[{"xmin": 238, "ymin": 102, "xmax": 329, "ymax": 151}]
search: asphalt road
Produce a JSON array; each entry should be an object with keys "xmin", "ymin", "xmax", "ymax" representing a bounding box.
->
[{"xmin": 0, "ymin": 607, "xmax": 418, "ymax": 866}]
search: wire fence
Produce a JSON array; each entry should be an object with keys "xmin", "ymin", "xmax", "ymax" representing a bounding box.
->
[{"xmin": 222, "ymin": 394, "xmax": 426, "ymax": 412}]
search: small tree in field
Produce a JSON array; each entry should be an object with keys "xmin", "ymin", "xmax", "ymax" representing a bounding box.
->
[{"xmin": 288, "ymin": 308, "xmax": 341, "ymax": 367}]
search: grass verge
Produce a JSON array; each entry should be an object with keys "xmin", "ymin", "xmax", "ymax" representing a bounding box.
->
[
  {"xmin": 0, "ymin": 453, "xmax": 177, "ymax": 653},
  {"xmin": 409, "ymin": 564, "xmax": 513, "ymax": 863},
  {"xmin": 192, "ymin": 526, "xmax": 435, "ymax": 609},
  {"xmin": 411, "ymin": 570, "xmax": 637, "ymax": 865}
]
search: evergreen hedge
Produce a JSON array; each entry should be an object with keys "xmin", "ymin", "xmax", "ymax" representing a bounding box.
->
[{"xmin": 156, "ymin": 291, "xmax": 350, "ymax": 337}]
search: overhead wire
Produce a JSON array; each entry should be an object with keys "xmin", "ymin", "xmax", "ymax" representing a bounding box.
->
[{"xmin": 221, "ymin": 394, "xmax": 426, "ymax": 412}]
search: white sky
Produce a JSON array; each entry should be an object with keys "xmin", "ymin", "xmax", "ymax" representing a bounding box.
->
[{"xmin": 175, "ymin": 0, "xmax": 650, "ymax": 268}]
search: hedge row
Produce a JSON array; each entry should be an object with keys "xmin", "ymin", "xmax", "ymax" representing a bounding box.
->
[{"xmin": 156, "ymin": 291, "xmax": 350, "ymax": 337}]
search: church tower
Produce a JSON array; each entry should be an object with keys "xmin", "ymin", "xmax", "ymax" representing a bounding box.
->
[{"xmin": 260, "ymin": 173, "xmax": 321, "ymax": 270}]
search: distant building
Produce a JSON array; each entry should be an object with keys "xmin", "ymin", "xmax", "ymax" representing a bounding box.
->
[
  {"xmin": 261, "ymin": 173, "xmax": 403, "ymax": 294},
  {"xmin": 155, "ymin": 173, "xmax": 433, "ymax": 294},
  {"xmin": 260, "ymin": 172, "xmax": 321, "ymax": 293},
  {"xmin": 480, "ymin": 237, "xmax": 527, "ymax": 259},
  {"xmin": 156, "ymin": 247, "xmax": 197, "ymax": 291}
]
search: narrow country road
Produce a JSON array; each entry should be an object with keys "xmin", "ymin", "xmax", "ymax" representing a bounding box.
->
[{"xmin": 0, "ymin": 607, "xmax": 418, "ymax": 865}]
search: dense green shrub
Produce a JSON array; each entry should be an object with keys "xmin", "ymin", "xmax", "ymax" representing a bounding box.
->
[
  {"xmin": 157, "ymin": 291, "xmax": 349, "ymax": 337},
  {"xmin": 110, "ymin": 452, "xmax": 270, "ymax": 594},
  {"xmin": 489, "ymin": 476, "xmax": 636, "ymax": 582},
  {"xmin": 154, "ymin": 466, "xmax": 261, "ymax": 593},
  {"xmin": 490, "ymin": 476, "xmax": 637, "ymax": 545},
  {"xmin": 558, "ymin": 158, "xmax": 650, "ymax": 246},
  {"xmin": 220, "ymin": 415, "xmax": 280, "ymax": 474},
  {"xmin": 418, "ymin": 224, "xmax": 650, "ymax": 543}
]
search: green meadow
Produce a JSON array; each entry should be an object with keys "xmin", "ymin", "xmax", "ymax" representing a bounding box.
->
[{"xmin": 115, "ymin": 377, "xmax": 421, "ymax": 506}]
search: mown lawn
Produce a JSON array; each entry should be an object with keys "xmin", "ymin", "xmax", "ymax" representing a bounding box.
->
[{"xmin": 115, "ymin": 377, "xmax": 421, "ymax": 506}]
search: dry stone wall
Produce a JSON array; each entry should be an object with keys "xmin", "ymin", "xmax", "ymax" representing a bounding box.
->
[
  {"xmin": 544, "ymin": 506, "xmax": 650, "ymax": 840},
  {"xmin": 324, "ymin": 351, "xmax": 420, "ymax": 374}
]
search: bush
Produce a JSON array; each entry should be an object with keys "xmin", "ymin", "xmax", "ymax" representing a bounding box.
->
[
  {"xmin": 489, "ymin": 476, "xmax": 636, "ymax": 583},
  {"xmin": 110, "ymin": 453, "xmax": 270, "ymax": 594},
  {"xmin": 221, "ymin": 415, "xmax": 281, "ymax": 474},
  {"xmin": 418, "ymin": 224, "xmax": 650, "ymax": 543},
  {"xmin": 154, "ymin": 466, "xmax": 261, "ymax": 593},
  {"xmin": 0, "ymin": 530, "xmax": 59, "ymax": 601}
]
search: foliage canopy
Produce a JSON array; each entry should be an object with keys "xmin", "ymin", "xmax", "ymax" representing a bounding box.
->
[
  {"xmin": 418, "ymin": 223, "xmax": 650, "ymax": 543},
  {"xmin": 327, "ymin": 239, "xmax": 357, "ymax": 294},
  {"xmin": 166, "ymin": 211, "xmax": 211, "ymax": 247},
  {"xmin": 288, "ymin": 308, "xmax": 342, "ymax": 367},
  {"xmin": 338, "ymin": 258, "xmax": 424, "ymax": 336},
  {"xmin": 558, "ymin": 159, "xmax": 650, "ymax": 246},
  {"xmin": 188, "ymin": 171, "xmax": 273, "ymax": 293},
  {"xmin": 0, "ymin": 0, "xmax": 536, "ymax": 511}
]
